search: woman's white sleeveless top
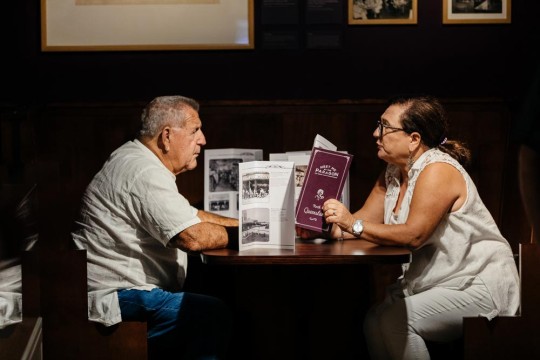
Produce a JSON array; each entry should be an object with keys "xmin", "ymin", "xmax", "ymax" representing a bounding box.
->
[{"xmin": 384, "ymin": 148, "xmax": 519, "ymax": 318}]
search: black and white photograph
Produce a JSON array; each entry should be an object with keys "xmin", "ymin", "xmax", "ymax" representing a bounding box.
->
[
  {"xmin": 348, "ymin": 0, "xmax": 417, "ymax": 25},
  {"xmin": 208, "ymin": 158, "xmax": 241, "ymax": 192},
  {"xmin": 451, "ymin": 0, "xmax": 502, "ymax": 13},
  {"xmin": 443, "ymin": 0, "xmax": 511, "ymax": 23},
  {"xmin": 209, "ymin": 199, "xmax": 230, "ymax": 212},
  {"xmin": 241, "ymin": 208, "xmax": 270, "ymax": 244},
  {"xmin": 295, "ymin": 165, "xmax": 308, "ymax": 187},
  {"xmin": 242, "ymin": 172, "xmax": 270, "ymax": 201},
  {"xmin": 204, "ymin": 148, "xmax": 263, "ymax": 218}
]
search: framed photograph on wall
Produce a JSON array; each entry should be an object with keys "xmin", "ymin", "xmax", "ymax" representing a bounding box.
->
[
  {"xmin": 443, "ymin": 0, "xmax": 511, "ymax": 24},
  {"xmin": 348, "ymin": 0, "xmax": 417, "ymax": 25},
  {"xmin": 41, "ymin": 0, "xmax": 254, "ymax": 51}
]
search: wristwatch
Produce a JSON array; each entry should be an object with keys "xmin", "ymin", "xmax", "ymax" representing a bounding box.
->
[{"xmin": 352, "ymin": 219, "xmax": 364, "ymax": 236}]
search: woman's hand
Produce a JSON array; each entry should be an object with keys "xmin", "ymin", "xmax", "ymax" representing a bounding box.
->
[
  {"xmin": 322, "ymin": 199, "xmax": 355, "ymax": 236},
  {"xmin": 295, "ymin": 226, "xmax": 323, "ymax": 240}
]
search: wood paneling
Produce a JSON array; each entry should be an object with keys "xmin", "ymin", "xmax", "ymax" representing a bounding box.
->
[
  {"xmin": 463, "ymin": 244, "xmax": 540, "ymax": 360},
  {"xmin": 2, "ymin": 97, "xmax": 528, "ymax": 243},
  {"xmin": 1, "ymin": 98, "xmax": 531, "ymax": 358}
]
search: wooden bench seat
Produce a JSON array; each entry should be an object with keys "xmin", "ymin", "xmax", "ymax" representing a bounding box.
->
[
  {"xmin": 41, "ymin": 249, "xmax": 148, "ymax": 359},
  {"xmin": 463, "ymin": 243, "xmax": 540, "ymax": 360}
]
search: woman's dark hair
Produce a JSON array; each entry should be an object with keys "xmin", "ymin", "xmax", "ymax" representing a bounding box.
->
[{"xmin": 389, "ymin": 95, "xmax": 472, "ymax": 167}]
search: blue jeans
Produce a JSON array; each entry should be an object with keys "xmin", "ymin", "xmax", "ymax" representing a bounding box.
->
[{"xmin": 118, "ymin": 288, "xmax": 233, "ymax": 360}]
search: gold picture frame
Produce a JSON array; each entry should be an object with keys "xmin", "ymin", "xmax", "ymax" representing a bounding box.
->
[
  {"xmin": 443, "ymin": 0, "xmax": 511, "ymax": 24},
  {"xmin": 41, "ymin": 0, "xmax": 254, "ymax": 52},
  {"xmin": 348, "ymin": 0, "xmax": 417, "ymax": 25}
]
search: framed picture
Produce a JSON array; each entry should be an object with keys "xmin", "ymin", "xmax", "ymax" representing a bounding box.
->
[
  {"xmin": 41, "ymin": 0, "xmax": 254, "ymax": 51},
  {"xmin": 348, "ymin": 0, "xmax": 417, "ymax": 25},
  {"xmin": 443, "ymin": 0, "xmax": 511, "ymax": 24}
]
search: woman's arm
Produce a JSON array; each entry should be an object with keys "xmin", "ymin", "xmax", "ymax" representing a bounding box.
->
[
  {"xmin": 357, "ymin": 163, "xmax": 465, "ymax": 249},
  {"xmin": 323, "ymin": 171, "xmax": 387, "ymax": 240}
]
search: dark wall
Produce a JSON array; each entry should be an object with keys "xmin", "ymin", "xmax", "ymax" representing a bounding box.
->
[
  {"xmin": 3, "ymin": 1, "xmax": 540, "ymax": 105},
  {"xmin": 1, "ymin": 2, "xmax": 536, "ymax": 357},
  {"xmin": 1, "ymin": 0, "xmax": 535, "ymax": 255},
  {"xmin": 33, "ymin": 98, "xmax": 527, "ymax": 246}
]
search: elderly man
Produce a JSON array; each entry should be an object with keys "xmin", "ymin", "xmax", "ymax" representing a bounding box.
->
[{"xmin": 72, "ymin": 95, "xmax": 238, "ymax": 359}]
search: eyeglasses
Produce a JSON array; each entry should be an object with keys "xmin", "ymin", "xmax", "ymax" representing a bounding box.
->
[{"xmin": 376, "ymin": 120, "xmax": 407, "ymax": 139}]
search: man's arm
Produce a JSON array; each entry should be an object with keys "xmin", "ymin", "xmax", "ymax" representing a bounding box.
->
[
  {"xmin": 169, "ymin": 210, "xmax": 239, "ymax": 253},
  {"xmin": 196, "ymin": 210, "xmax": 239, "ymax": 227}
]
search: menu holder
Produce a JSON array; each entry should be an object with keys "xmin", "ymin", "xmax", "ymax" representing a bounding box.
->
[
  {"xmin": 204, "ymin": 148, "xmax": 263, "ymax": 218},
  {"xmin": 239, "ymin": 161, "xmax": 296, "ymax": 251}
]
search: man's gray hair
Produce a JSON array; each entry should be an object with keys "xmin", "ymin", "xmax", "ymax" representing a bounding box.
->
[{"xmin": 139, "ymin": 95, "xmax": 200, "ymax": 138}]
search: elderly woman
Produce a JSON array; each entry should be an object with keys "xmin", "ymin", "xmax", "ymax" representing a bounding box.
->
[{"xmin": 306, "ymin": 95, "xmax": 520, "ymax": 359}]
